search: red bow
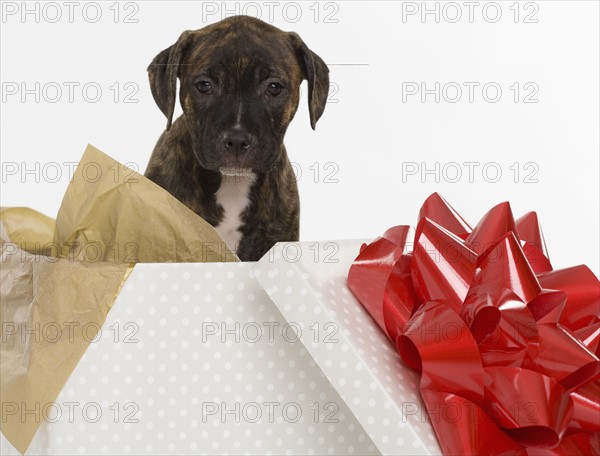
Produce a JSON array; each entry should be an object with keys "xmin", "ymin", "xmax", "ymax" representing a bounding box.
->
[{"xmin": 348, "ymin": 193, "xmax": 600, "ymax": 455}]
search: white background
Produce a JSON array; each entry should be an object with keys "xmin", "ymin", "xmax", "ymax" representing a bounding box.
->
[{"xmin": 1, "ymin": 0, "xmax": 599, "ymax": 274}]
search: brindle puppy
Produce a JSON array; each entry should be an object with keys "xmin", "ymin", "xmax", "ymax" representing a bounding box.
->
[{"xmin": 144, "ymin": 16, "xmax": 329, "ymax": 261}]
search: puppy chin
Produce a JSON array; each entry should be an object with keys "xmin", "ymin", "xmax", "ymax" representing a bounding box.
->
[
  {"xmin": 218, "ymin": 156, "xmax": 253, "ymax": 176},
  {"xmin": 219, "ymin": 166, "xmax": 253, "ymax": 177}
]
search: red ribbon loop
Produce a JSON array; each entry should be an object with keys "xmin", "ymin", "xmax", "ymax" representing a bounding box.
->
[{"xmin": 347, "ymin": 193, "xmax": 600, "ymax": 454}]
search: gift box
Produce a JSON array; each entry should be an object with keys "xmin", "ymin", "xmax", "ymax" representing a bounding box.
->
[{"xmin": 2, "ymin": 144, "xmax": 597, "ymax": 455}]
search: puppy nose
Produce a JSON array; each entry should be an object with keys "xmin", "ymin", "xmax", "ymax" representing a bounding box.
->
[{"xmin": 223, "ymin": 129, "xmax": 252, "ymax": 154}]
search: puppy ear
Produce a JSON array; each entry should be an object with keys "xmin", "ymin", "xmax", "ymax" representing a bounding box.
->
[
  {"xmin": 148, "ymin": 31, "xmax": 193, "ymax": 130},
  {"xmin": 289, "ymin": 33, "xmax": 330, "ymax": 130}
]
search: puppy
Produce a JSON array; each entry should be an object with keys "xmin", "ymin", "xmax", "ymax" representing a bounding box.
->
[{"xmin": 144, "ymin": 16, "xmax": 329, "ymax": 261}]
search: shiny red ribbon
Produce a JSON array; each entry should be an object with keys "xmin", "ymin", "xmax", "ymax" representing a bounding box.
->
[{"xmin": 348, "ymin": 193, "xmax": 600, "ymax": 455}]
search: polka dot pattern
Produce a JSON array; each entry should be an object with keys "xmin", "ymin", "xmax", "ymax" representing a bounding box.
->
[
  {"xmin": 255, "ymin": 240, "xmax": 441, "ymax": 455},
  {"xmin": 4, "ymin": 262, "xmax": 378, "ymax": 455}
]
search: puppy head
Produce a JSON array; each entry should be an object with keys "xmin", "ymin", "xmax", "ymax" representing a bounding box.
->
[{"xmin": 148, "ymin": 16, "xmax": 329, "ymax": 174}]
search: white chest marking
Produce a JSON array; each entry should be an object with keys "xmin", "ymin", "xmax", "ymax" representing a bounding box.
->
[{"xmin": 214, "ymin": 172, "xmax": 255, "ymax": 252}]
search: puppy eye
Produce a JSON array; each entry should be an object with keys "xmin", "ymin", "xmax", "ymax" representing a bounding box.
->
[
  {"xmin": 196, "ymin": 81, "xmax": 213, "ymax": 94},
  {"xmin": 267, "ymin": 82, "xmax": 284, "ymax": 96}
]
